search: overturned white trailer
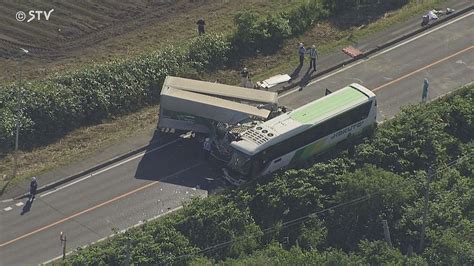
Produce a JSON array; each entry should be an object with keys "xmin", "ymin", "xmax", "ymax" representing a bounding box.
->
[{"xmin": 158, "ymin": 76, "xmax": 279, "ymax": 134}]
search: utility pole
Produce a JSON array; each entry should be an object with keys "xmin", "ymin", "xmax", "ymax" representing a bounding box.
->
[
  {"xmin": 12, "ymin": 48, "xmax": 29, "ymax": 179},
  {"xmin": 382, "ymin": 219, "xmax": 392, "ymax": 247},
  {"xmin": 407, "ymin": 245, "xmax": 413, "ymax": 257},
  {"xmin": 419, "ymin": 166, "xmax": 433, "ymax": 253},
  {"xmin": 60, "ymin": 231, "xmax": 67, "ymax": 260},
  {"xmin": 125, "ymin": 237, "xmax": 131, "ymax": 266}
]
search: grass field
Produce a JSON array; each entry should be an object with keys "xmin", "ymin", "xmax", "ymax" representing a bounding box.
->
[
  {"xmin": 0, "ymin": 0, "xmax": 302, "ymax": 83},
  {"xmin": 0, "ymin": 0, "xmax": 449, "ymax": 194}
]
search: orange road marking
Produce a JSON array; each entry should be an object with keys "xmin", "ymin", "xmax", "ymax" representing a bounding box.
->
[
  {"xmin": 0, "ymin": 181, "xmax": 158, "ymax": 248},
  {"xmin": 1, "ymin": 45, "xmax": 472, "ymax": 250},
  {"xmin": 373, "ymin": 45, "xmax": 474, "ymax": 92}
]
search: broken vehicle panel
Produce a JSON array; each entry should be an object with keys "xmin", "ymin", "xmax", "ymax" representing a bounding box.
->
[{"xmin": 158, "ymin": 76, "xmax": 278, "ymax": 134}]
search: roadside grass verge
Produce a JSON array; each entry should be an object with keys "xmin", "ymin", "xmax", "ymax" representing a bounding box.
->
[
  {"xmin": 0, "ymin": 0, "xmax": 449, "ymax": 194},
  {"xmin": 0, "ymin": 105, "xmax": 158, "ymax": 195},
  {"xmin": 247, "ymin": 0, "xmax": 449, "ymax": 83}
]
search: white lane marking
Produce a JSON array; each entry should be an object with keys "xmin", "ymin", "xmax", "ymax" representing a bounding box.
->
[
  {"xmin": 1, "ymin": 199, "xmax": 14, "ymax": 203},
  {"xmin": 34, "ymin": 12, "xmax": 474, "ymax": 200},
  {"xmin": 4, "ymin": 207, "xmax": 12, "ymax": 211},
  {"xmin": 39, "ymin": 80, "xmax": 473, "ymax": 265},
  {"xmin": 40, "ymin": 138, "xmax": 181, "ymax": 198},
  {"xmin": 278, "ymin": 11, "xmax": 474, "ymax": 99},
  {"xmin": 16, "ymin": 202, "xmax": 24, "ymax": 207}
]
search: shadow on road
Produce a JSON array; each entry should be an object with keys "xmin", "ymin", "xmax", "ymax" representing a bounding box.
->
[
  {"xmin": 20, "ymin": 198, "xmax": 34, "ymax": 215},
  {"xmin": 299, "ymin": 67, "xmax": 314, "ymax": 89},
  {"xmin": 290, "ymin": 64, "xmax": 303, "ymax": 79},
  {"xmin": 134, "ymin": 130, "xmax": 224, "ymax": 192}
]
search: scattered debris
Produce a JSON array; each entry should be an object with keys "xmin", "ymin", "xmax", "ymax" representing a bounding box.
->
[
  {"xmin": 342, "ymin": 45, "xmax": 363, "ymax": 58},
  {"xmin": 256, "ymin": 74, "xmax": 291, "ymax": 89},
  {"xmin": 422, "ymin": 8, "xmax": 455, "ymax": 26}
]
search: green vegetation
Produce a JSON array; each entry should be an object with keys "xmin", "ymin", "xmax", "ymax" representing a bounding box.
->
[
  {"xmin": 0, "ymin": 0, "xmax": 412, "ymax": 152},
  {"xmin": 0, "ymin": 0, "xmax": 328, "ymax": 150},
  {"xmin": 63, "ymin": 85, "xmax": 473, "ymax": 265},
  {"xmin": 1, "ymin": 0, "xmax": 447, "ymax": 189},
  {"xmin": 230, "ymin": 1, "xmax": 326, "ymax": 56},
  {"xmin": 0, "ymin": 34, "xmax": 230, "ymax": 150}
]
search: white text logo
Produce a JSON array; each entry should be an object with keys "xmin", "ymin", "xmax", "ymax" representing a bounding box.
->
[{"xmin": 16, "ymin": 9, "xmax": 54, "ymax": 22}]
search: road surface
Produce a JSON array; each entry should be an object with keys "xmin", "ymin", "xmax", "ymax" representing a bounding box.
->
[{"xmin": 0, "ymin": 10, "xmax": 473, "ymax": 266}]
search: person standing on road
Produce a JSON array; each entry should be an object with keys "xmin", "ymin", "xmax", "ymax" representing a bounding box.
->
[
  {"xmin": 298, "ymin": 43, "xmax": 306, "ymax": 66},
  {"xmin": 203, "ymin": 138, "xmax": 212, "ymax": 161},
  {"xmin": 308, "ymin": 45, "xmax": 318, "ymax": 71},
  {"xmin": 29, "ymin": 177, "xmax": 38, "ymax": 200},
  {"xmin": 422, "ymin": 78, "xmax": 429, "ymax": 103},
  {"xmin": 196, "ymin": 17, "xmax": 206, "ymax": 35}
]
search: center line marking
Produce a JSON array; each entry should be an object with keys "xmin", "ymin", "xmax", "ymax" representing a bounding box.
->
[
  {"xmin": 0, "ymin": 162, "xmax": 203, "ymax": 248},
  {"xmin": 278, "ymin": 11, "xmax": 474, "ymax": 99},
  {"xmin": 3, "ymin": 9, "xmax": 472, "ymax": 253},
  {"xmin": 40, "ymin": 138, "xmax": 182, "ymax": 198},
  {"xmin": 373, "ymin": 45, "xmax": 474, "ymax": 92}
]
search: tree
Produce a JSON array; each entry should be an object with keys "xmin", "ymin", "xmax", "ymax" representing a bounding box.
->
[
  {"xmin": 357, "ymin": 240, "xmax": 427, "ymax": 265},
  {"xmin": 176, "ymin": 196, "xmax": 262, "ymax": 259},
  {"xmin": 326, "ymin": 165, "xmax": 416, "ymax": 250}
]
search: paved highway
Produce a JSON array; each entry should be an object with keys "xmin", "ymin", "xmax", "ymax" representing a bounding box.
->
[
  {"xmin": 280, "ymin": 12, "xmax": 473, "ymax": 118},
  {"xmin": 0, "ymin": 11, "xmax": 473, "ymax": 266}
]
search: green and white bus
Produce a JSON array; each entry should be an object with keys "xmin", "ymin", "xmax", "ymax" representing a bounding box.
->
[{"xmin": 223, "ymin": 83, "xmax": 377, "ymax": 181}]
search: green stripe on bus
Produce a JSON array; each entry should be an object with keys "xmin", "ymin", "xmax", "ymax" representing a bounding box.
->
[
  {"xmin": 289, "ymin": 87, "xmax": 367, "ymax": 124},
  {"xmin": 292, "ymin": 138, "xmax": 326, "ymax": 162}
]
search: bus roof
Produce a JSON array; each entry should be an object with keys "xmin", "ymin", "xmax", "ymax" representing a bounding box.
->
[
  {"xmin": 289, "ymin": 84, "xmax": 370, "ymax": 124},
  {"xmin": 231, "ymin": 84, "xmax": 373, "ymax": 155},
  {"xmin": 163, "ymin": 76, "xmax": 278, "ymax": 104}
]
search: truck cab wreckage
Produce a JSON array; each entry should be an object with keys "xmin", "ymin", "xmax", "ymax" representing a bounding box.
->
[
  {"xmin": 158, "ymin": 77, "xmax": 378, "ymax": 186},
  {"xmin": 158, "ymin": 76, "xmax": 286, "ymax": 185}
]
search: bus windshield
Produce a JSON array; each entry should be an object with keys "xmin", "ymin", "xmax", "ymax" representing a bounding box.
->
[{"xmin": 228, "ymin": 149, "xmax": 252, "ymax": 176}]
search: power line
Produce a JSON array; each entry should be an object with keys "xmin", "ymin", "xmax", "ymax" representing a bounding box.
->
[
  {"xmin": 171, "ymin": 153, "xmax": 472, "ymax": 263},
  {"xmin": 419, "ymin": 152, "xmax": 472, "ymax": 253},
  {"xmin": 435, "ymin": 152, "xmax": 472, "ymax": 174},
  {"xmin": 171, "ymin": 192, "xmax": 380, "ymax": 264}
]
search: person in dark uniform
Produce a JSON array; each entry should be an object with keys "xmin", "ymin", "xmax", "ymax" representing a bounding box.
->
[
  {"xmin": 196, "ymin": 17, "xmax": 205, "ymax": 35},
  {"xmin": 29, "ymin": 176, "xmax": 38, "ymax": 200},
  {"xmin": 240, "ymin": 67, "xmax": 250, "ymax": 88},
  {"xmin": 308, "ymin": 45, "xmax": 318, "ymax": 71},
  {"xmin": 298, "ymin": 43, "xmax": 306, "ymax": 66}
]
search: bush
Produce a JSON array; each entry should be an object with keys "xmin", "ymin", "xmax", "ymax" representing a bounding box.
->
[
  {"xmin": 0, "ymin": 44, "xmax": 208, "ymax": 150},
  {"xmin": 175, "ymin": 196, "xmax": 262, "ymax": 260},
  {"xmin": 67, "ymin": 218, "xmax": 197, "ymax": 265},
  {"xmin": 187, "ymin": 33, "xmax": 230, "ymax": 71},
  {"xmin": 231, "ymin": 2, "xmax": 328, "ymax": 56},
  {"xmin": 0, "ymin": 0, "xmax": 332, "ymax": 152},
  {"xmin": 326, "ymin": 165, "xmax": 416, "ymax": 250},
  {"xmin": 64, "ymin": 85, "xmax": 472, "ymax": 265},
  {"xmin": 287, "ymin": 0, "xmax": 329, "ymax": 35},
  {"xmin": 231, "ymin": 10, "xmax": 265, "ymax": 56},
  {"xmin": 321, "ymin": 0, "xmax": 409, "ymax": 14}
]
